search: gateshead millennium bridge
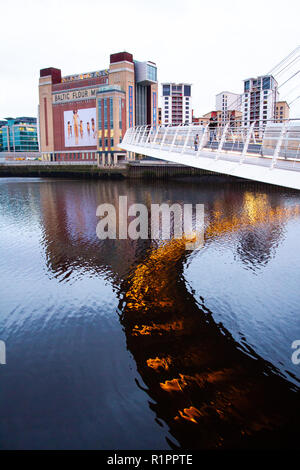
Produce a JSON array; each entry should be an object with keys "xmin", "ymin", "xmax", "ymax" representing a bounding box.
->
[{"xmin": 120, "ymin": 119, "xmax": 300, "ymax": 190}]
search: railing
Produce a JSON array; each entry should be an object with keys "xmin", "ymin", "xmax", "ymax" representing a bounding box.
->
[{"xmin": 121, "ymin": 118, "xmax": 300, "ymax": 172}]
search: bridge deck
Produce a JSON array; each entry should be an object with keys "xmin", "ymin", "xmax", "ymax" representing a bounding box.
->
[{"xmin": 120, "ymin": 122, "xmax": 300, "ymax": 190}]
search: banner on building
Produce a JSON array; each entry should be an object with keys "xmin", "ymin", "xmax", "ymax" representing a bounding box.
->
[{"xmin": 64, "ymin": 108, "xmax": 97, "ymax": 147}]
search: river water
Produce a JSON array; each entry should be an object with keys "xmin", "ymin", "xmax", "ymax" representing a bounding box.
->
[{"xmin": 0, "ymin": 177, "xmax": 300, "ymax": 450}]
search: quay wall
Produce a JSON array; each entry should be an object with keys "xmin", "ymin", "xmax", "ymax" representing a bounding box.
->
[{"xmin": 0, "ymin": 162, "xmax": 246, "ymax": 182}]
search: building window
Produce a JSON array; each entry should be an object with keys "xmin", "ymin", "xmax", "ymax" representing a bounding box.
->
[
  {"xmin": 172, "ymin": 85, "xmax": 180, "ymax": 92},
  {"xmin": 128, "ymin": 85, "xmax": 133, "ymax": 127},
  {"xmin": 184, "ymin": 85, "xmax": 191, "ymax": 97},
  {"xmin": 147, "ymin": 64, "xmax": 157, "ymax": 82},
  {"xmin": 119, "ymin": 98, "xmax": 122, "ymax": 129},
  {"xmin": 111, "ymin": 138, "xmax": 114, "ymax": 148},
  {"xmin": 104, "ymin": 99, "xmax": 108, "ymax": 129},
  {"xmin": 110, "ymin": 97, "xmax": 113, "ymax": 129},
  {"xmin": 263, "ymin": 77, "xmax": 271, "ymax": 90},
  {"xmin": 98, "ymin": 99, "xmax": 102, "ymax": 128},
  {"xmin": 163, "ymin": 85, "xmax": 170, "ymax": 96}
]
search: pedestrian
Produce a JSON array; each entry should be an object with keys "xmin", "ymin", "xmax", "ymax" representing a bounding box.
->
[
  {"xmin": 209, "ymin": 116, "xmax": 217, "ymax": 143},
  {"xmin": 194, "ymin": 134, "xmax": 199, "ymax": 151}
]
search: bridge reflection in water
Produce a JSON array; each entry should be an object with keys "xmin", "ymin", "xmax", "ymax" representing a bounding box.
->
[
  {"xmin": 37, "ymin": 179, "xmax": 300, "ymax": 449},
  {"xmin": 119, "ymin": 232, "xmax": 300, "ymax": 449}
]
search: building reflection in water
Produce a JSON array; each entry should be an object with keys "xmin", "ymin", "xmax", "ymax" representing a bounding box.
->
[
  {"xmin": 204, "ymin": 191, "xmax": 300, "ymax": 271},
  {"xmin": 38, "ymin": 179, "xmax": 300, "ymax": 449}
]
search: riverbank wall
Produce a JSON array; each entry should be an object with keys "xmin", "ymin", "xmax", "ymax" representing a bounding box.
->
[{"xmin": 0, "ymin": 161, "xmax": 246, "ymax": 183}]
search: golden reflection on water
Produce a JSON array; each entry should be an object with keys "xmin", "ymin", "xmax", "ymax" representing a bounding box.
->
[
  {"xmin": 133, "ymin": 320, "xmax": 184, "ymax": 336},
  {"xmin": 125, "ymin": 192, "xmax": 300, "ymax": 323},
  {"xmin": 120, "ymin": 192, "xmax": 300, "ymax": 449},
  {"xmin": 175, "ymin": 406, "xmax": 205, "ymax": 424},
  {"xmin": 206, "ymin": 192, "xmax": 300, "ymax": 240},
  {"xmin": 125, "ymin": 236, "xmax": 194, "ymax": 313},
  {"xmin": 147, "ymin": 356, "xmax": 172, "ymax": 371}
]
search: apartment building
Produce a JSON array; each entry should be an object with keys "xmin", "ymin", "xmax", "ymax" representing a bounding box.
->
[
  {"xmin": 161, "ymin": 83, "xmax": 192, "ymax": 125},
  {"xmin": 242, "ymin": 75, "xmax": 278, "ymax": 126},
  {"xmin": 275, "ymin": 101, "xmax": 290, "ymax": 123},
  {"xmin": 216, "ymin": 91, "xmax": 241, "ymax": 123}
]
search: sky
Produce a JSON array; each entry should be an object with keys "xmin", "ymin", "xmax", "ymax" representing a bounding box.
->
[{"xmin": 0, "ymin": 0, "xmax": 299, "ymax": 119}]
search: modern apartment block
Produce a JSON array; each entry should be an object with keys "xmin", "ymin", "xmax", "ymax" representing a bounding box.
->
[
  {"xmin": 275, "ymin": 101, "xmax": 290, "ymax": 122},
  {"xmin": 242, "ymin": 75, "xmax": 278, "ymax": 126},
  {"xmin": 0, "ymin": 117, "xmax": 39, "ymax": 153},
  {"xmin": 38, "ymin": 51, "xmax": 158, "ymax": 164},
  {"xmin": 216, "ymin": 91, "xmax": 241, "ymax": 123},
  {"xmin": 161, "ymin": 83, "xmax": 192, "ymax": 125}
]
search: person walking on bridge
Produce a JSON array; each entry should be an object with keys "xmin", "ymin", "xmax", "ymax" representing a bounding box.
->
[
  {"xmin": 194, "ymin": 134, "xmax": 199, "ymax": 151},
  {"xmin": 209, "ymin": 116, "xmax": 218, "ymax": 143}
]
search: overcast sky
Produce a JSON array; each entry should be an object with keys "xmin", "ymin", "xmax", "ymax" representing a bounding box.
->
[{"xmin": 1, "ymin": 0, "xmax": 299, "ymax": 118}]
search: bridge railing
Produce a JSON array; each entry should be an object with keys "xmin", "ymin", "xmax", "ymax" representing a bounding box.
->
[{"xmin": 122, "ymin": 119, "xmax": 300, "ymax": 170}]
